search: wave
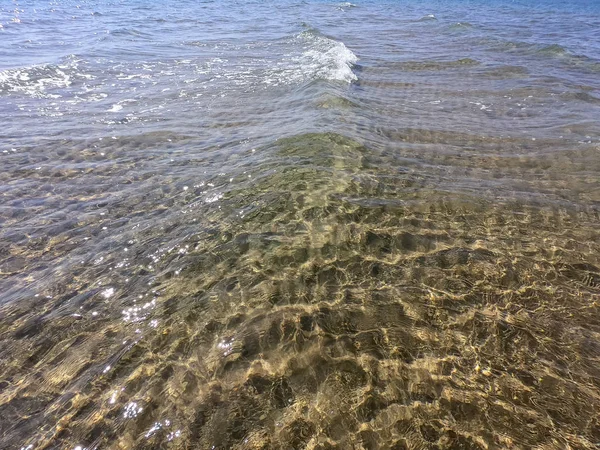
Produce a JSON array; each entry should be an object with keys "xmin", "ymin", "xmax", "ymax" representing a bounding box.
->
[
  {"xmin": 416, "ymin": 14, "xmax": 437, "ymax": 22},
  {"xmin": 316, "ymin": 95, "xmax": 360, "ymax": 109},
  {"xmin": 337, "ymin": 2, "xmax": 357, "ymax": 11},
  {"xmin": 294, "ymin": 28, "xmax": 358, "ymax": 83},
  {"xmin": 0, "ymin": 65, "xmax": 71, "ymax": 98},
  {"xmin": 486, "ymin": 39, "xmax": 595, "ymax": 60},
  {"xmin": 483, "ymin": 39, "xmax": 600, "ymax": 72},
  {"xmin": 0, "ymin": 57, "xmax": 90, "ymax": 98},
  {"xmin": 448, "ymin": 22, "xmax": 474, "ymax": 31},
  {"xmin": 481, "ymin": 65, "xmax": 530, "ymax": 79},
  {"xmin": 178, "ymin": 28, "xmax": 359, "ymax": 88},
  {"xmin": 106, "ymin": 27, "xmax": 155, "ymax": 40},
  {"xmin": 560, "ymin": 91, "xmax": 600, "ymax": 104},
  {"xmin": 537, "ymin": 43, "xmax": 569, "ymax": 56},
  {"xmin": 388, "ymin": 58, "xmax": 479, "ymax": 72}
]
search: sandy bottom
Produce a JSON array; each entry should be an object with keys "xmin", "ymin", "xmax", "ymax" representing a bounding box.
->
[{"xmin": 1, "ymin": 133, "xmax": 599, "ymax": 449}]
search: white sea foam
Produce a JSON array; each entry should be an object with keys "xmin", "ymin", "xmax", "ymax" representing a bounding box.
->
[
  {"xmin": 0, "ymin": 65, "xmax": 71, "ymax": 98},
  {"xmin": 0, "ymin": 58, "xmax": 90, "ymax": 98},
  {"xmin": 207, "ymin": 30, "xmax": 358, "ymax": 88},
  {"xmin": 337, "ymin": 2, "xmax": 357, "ymax": 11},
  {"xmin": 262, "ymin": 29, "xmax": 358, "ymax": 86},
  {"xmin": 297, "ymin": 30, "xmax": 358, "ymax": 83},
  {"xmin": 417, "ymin": 14, "xmax": 437, "ymax": 21}
]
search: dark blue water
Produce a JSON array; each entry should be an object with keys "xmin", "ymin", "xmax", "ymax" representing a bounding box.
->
[{"xmin": 1, "ymin": 1, "xmax": 600, "ymax": 449}]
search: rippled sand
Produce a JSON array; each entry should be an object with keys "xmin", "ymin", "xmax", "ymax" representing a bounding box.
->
[{"xmin": 1, "ymin": 0, "xmax": 600, "ymax": 448}]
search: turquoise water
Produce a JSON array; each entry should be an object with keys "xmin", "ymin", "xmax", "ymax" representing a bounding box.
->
[{"xmin": 1, "ymin": 1, "xmax": 600, "ymax": 449}]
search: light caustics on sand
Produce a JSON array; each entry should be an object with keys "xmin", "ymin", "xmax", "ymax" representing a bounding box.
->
[{"xmin": 1, "ymin": 1, "xmax": 600, "ymax": 449}]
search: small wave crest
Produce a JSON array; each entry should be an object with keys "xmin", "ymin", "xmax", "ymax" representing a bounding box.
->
[
  {"xmin": 484, "ymin": 39, "xmax": 600, "ymax": 71},
  {"xmin": 0, "ymin": 57, "xmax": 89, "ymax": 98},
  {"xmin": 178, "ymin": 28, "xmax": 358, "ymax": 88},
  {"xmin": 537, "ymin": 43, "xmax": 569, "ymax": 56},
  {"xmin": 389, "ymin": 58, "xmax": 479, "ymax": 72},
  {"xmin": 337, "ymin": 2, "xmax": 357, "ymax": 11},
  {"xmin": 448, "ymin": 22, "xmax": 473, "ymax": 31},
  {"xmin": 416, "ymin": 14, "xmax": 437, "ymax": 22},
  {"xmin": 295, "ymin": 28, "xmax": 358, "ymax": 83},
  {"xmin": 490, "ymin": 39, "xmax": 571, "ymax": 58}
]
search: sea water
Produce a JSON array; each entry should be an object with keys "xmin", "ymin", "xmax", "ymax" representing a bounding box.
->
[{"xmin": 1, "ymin": 0, "xmax": 600, "ymax": 448}]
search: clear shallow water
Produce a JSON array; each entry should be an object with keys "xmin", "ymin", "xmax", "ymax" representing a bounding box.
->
[{"xmin": 1, "ymin": 1, "xmax": 600, "ymax": 449}]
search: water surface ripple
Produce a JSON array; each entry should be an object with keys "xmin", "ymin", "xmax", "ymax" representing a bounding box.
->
[{"xmin": 1, "ymin": 1, "xmax": 600, "ymax": 449}]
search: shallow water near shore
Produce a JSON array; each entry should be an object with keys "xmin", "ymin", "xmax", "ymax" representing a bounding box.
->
[{"xmin": 1, "ymin": 1, "xmax": 600, "ymax": 449}]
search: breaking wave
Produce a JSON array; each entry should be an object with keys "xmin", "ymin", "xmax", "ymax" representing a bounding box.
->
[
  {"xmin": 297, "ymin": 28, "xmax": 358, "ymax": 83},
  {"xmin": 0, "ymin": 57, "xmax": 90, "ymax": 98},
  {"xmin": 264, "ymin": 26, "xmax": 359, "ymax": 85}
]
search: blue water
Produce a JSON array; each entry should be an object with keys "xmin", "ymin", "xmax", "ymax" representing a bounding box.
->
[
  {"xmin": 1, "ymin": 1, "xmax": 600, "ymax": 449},
  {"xmin": 1, "ymin": 1, "xmax": 599, "ymax": 141}
]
